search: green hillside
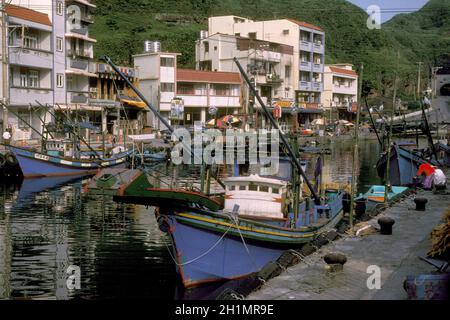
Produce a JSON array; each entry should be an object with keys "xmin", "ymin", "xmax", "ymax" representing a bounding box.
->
[{"xmin": 90, "ymin": 0, "xmax": 447, "ymax": 104}]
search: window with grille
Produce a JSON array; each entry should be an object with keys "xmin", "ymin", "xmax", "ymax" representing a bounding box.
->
[
  {"xmin": 160, "ymin": 83, "xmax": 174, "ymax": 92},
  {"xmin": 23, "ymin": 31, "xmax": 39, "ymax": 49}
]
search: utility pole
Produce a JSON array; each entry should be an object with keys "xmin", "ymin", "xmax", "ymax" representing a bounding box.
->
[
  {"xmin": 417, "ymin": 62, "xmax": 423, "ymax": 101},
  {"xmin": 1, "ymin": 0, "xmax": 8, "ymax": 137},
  {"xmin": 349, "ymin": 63, "xmax": 363, "ymax": 229}
]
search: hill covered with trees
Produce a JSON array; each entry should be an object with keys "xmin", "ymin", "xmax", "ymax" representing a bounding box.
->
[{"xmin": 90, "ymin": 0, "xmax": 449, "ymax": 105}]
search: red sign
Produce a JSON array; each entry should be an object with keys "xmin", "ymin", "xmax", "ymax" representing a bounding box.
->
[{"xmin": 273, "ymin": 105, "xmax": 282, "ymax": 119}]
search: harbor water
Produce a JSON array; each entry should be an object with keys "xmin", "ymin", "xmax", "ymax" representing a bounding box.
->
[{"xmin": 0, "ymin": 138, "xmax": 413, "ymax": 300}]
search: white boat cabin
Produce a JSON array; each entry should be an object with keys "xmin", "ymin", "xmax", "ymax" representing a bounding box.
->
[{"xmin": 223, "ymin": 175, "xmax": 288, "ymax": 219}]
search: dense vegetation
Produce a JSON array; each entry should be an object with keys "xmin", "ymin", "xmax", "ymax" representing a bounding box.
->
[{"xmin": 91, "ymin": 0, "xmax": 449, "ymax": 106}]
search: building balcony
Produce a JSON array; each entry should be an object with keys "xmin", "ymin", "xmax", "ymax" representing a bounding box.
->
[
  {"xmin": 68, "ymin": 92, "xmax": 89, "ymax": 104},
  {"xmin": 257, "ymin": 50, "xmax": 281, "ymax": 63},
  {"xmin": 332, "ymin": 84, "xmax": 357, "ymax": 95},
  {"xmin": 9, "ymin": 47, "xmax": 53, "ymax": 69},
  {"xmin": 210, "ymin": 96, "xmax": 240, "ymax": 108},
  {"xmin": 67, "ymin": 57, "xmax": 89, "ymax": 72},
  {"xmin": 266, "ymin": 74, "xmax": 283, "ymax": 84},
  {"xmin": 313, "ymin": 42, "xmax": 324, "ymax": 54},
  {"xmin": 69, "ymin": 26, "xmax": 89, "ymax": 36},
  {"xmin": 10, "ymin": 87, "xmax": 53, "ymax": 106},
  {"xmin": 67, "ymin": 48, "xmax": 93, "ymax": 59},
  {"xmin": 299, "ymin": 61, "xmax": 312, "ymax": 71},
  {"xmin": 299, "ymin": 41, "xmax": 312, "ymax": 52},
  {"xmin": 176, "ymin": 94, "xmax": 208, "ymax": 107},
  {"xmin": 313, "ymin": 63, "xmax": 324, "ymax": 73},
  {"xmin": 299, "ymin": 81, "xmax": 323, "ymax": 92}
]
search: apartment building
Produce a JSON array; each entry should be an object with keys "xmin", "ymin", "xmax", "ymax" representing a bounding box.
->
[
  {"xmin": 204, "ymin": 16, "xmax": 325, "ymax": 106},
  {"xmin": 134, "ymin": 46, "xmax": 242, "ymax": 129},
  {"xmin": 0, "ymin": 0, "xmax": 96, "ymax": 140},
  {"xmin": 323, "ymin": 64, "xmax": 358, "ymax": 120}
]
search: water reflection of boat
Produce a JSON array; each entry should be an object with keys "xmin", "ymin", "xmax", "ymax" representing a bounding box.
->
[{"xmin": 15, "ymin": 176, "xmax": 85, "ymax": 205}]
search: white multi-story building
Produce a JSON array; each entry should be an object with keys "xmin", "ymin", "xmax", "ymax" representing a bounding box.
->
[
  {"xmin": 323, "ymin": 64, "xmax": 358, "ymax": 119},
  {"xmin": 201, "ymin": 16, "xmax": 325, "ymax": 106},
  {"xmin": 0, "ymin": 0, "xmax": 96, "ymax": 140},
  {"xmin": 134, "ymin": 45, "xmax": 242, "ymax": 129}
]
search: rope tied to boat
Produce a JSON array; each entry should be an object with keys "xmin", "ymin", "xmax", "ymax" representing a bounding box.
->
[{"xmin": 164, "ymin": 224, "xmax": 233, "ymax": 267}]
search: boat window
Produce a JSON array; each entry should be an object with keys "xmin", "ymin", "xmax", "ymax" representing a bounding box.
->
[
  {"xmin": 260, "ymin": 185, "xmax": 269, "ymax": 193},
  {"xmin": 249, "ymin": 184, "xmax": 258, "ymax": 191},
  {"xmin": 272, "ymin": 187, "xmax": 279, "ymax": 194},
  {"xmin": 239, "ymin": 185, "xmax": 246, "ymax": 191},
  {"xmin": 229, "ymin": 185, "xmax": 236, "ymax": 191}
]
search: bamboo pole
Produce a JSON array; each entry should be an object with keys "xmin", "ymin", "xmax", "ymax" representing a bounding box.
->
[{"xmin": 384, "ymin": 51, "xmax": 400, "ymax": 203}]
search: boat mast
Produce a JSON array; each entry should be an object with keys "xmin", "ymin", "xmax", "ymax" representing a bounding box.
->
[
  {"xmin": 233, "ymin": 58, "xmax": 321, "ymax": 204},
  {"xmin": 384, "ymin": 52, "xmax": 400, "ymax": 203},
  {"xmin": 103, "ymin": 55, "xmax": 226, "ymax": 190},
  {"xmin": 349, "ymin": 63, "xmax": 364, "ymax": 228}
]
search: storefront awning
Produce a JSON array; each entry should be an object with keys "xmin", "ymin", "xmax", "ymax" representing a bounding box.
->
[{"xmin": 120, "ymin": 98, "xmax": 150, "ymax": 111}]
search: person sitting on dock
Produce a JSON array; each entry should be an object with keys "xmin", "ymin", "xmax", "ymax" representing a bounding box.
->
[
  {"xmin": 432, "ymin": 168, "xmax": 447, "ymax": 191},
  {"xmin": 415, "ymin": 163, "xmax": 436, "ymax": 190}
]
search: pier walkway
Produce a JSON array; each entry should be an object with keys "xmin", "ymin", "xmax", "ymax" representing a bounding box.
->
[{"xmin": 248, "ymin": 187, "xmax": 450, "ymax": 300}]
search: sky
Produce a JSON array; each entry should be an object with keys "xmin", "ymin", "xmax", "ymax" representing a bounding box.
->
[{"xmin": 347, "ymin": 0, "xmax": 430, "ymax": 22}]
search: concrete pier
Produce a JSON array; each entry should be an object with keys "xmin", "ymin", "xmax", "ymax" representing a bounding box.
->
[{"xmin": 248, "ymin": 188, "xmax": 450, "ymax": 300}]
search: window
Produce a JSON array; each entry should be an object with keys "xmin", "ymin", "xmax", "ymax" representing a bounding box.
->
[
  {"xmin": 56, "ymin": 37, "xmax": 63, "ymax": 52},
  {"xmin": 18, "ymin": 110, "xmax": 31, "ymax": 129},
  {"xmin": 260, "ymin": 186, "xmax": 269, "ymax": 193},
  {"xmin": 56, "ymin": 74, "xmax": 64, "ymax": 88},
  {"xmin": 23, "ymin": 31, "xmax": 39, "ymax": 49},
  {"xmin": 28, "ymin": 70, "xmax": 40, "ymax": 88},
  {"xmin": 160, "ymin": 57, "xmax": 174, "ymax": 67},
  {"xmin": 203, "ymin": 42, "xmax": 209, "ymax": 53},
  {"xmin": 214, "ymin": 46, "xmax": 217, "ymax": 51},
  {"xmin": 272, "ymin": 188, "xmax": 279, "ymax": 194},
  {"xmin": 249, "ymin": 184, "xmax": 258, "ymax": 191},
  {"xmin": 20, "ymin": 71, "xmax": 27, "ymax": 87},
  {"xmin": 235, "ymin": 33, "xmax": 240, "ymax": 37},
  {"xmin": 248, "ymin": 32, "xmax": 257, "ymax": 39},
  {"xmin": 230, "ymin": 186, "xmax": 236, "ymax": 191},
  {"xmin": 67, "ymin": 75, "xmax": 74, "ymax": 90},
  {"xmin": 19, "ymin": 69, "xmax": 40, "ymax": 88},
  {"xmin": 283, "ymin": 29, "xmax": 289, "ymax": 35},
  {"xmin": 56, "ymin": 1, "xmax": 64, "ymax": 15},
  {"xmin": 239, "ymin": 185, "xmax": 246, "ymax": 191},
  {"xmin": 160, "ymin": 83, "xmax": 174, "ymax": 92},
  {"xmin": 285, "ymin": 66, "xmax": 291, "ymax": 79}
]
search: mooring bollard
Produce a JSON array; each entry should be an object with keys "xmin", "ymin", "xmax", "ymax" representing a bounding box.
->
[
  {"xmin": 324, "ymin": 253, "xmax": 347, "ymax": 272},
  {"xmin": 414, "ymin": 197, "xmax": 428, "ymax": 211},
  {"xmin": 378, "ymin": 217, "xmax": 395, "ymax": 235}
]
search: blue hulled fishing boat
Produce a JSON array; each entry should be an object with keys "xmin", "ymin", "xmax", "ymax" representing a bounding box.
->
[
  {"xmin": 376, "ymin": 143, "xmax": 438, "ymax": 186},
  {"xmin": 9, "ymin": 144, "xmax": 131, "ymax": 178},
  {"xmin": 101, "ymin": 55, "xmax": 346, "ymax": 288}
]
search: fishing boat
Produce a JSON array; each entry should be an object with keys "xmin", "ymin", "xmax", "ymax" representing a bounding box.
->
[
  {"xmin": 376, "ymin": 142, "xmax": 438, "ymax": 186},
  {"xmin": 101, "ymin": 55, "xmax": 346, "ymax": 288},
  {"xmin": 355, "ymin": 185, "xmax": 409, "ymax": 212},
  {"xmin": 8, "ymin": 144, "xmax": 131, "ymax": 179}
]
